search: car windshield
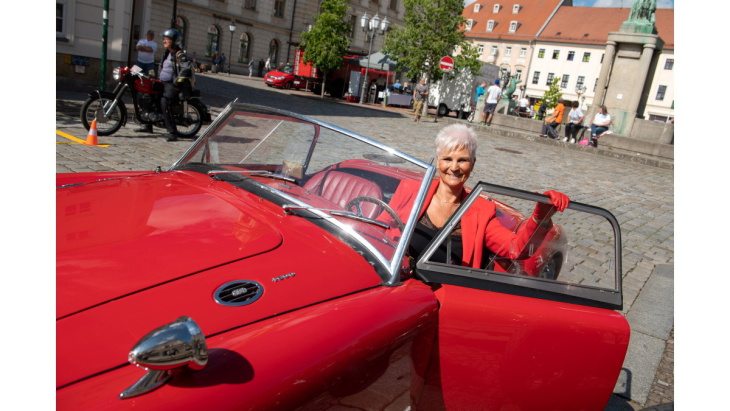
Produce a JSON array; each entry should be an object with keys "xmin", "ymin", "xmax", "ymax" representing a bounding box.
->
[{"xmin": 173, "ymin": 103, "xmax": 435, "ymax": 282}]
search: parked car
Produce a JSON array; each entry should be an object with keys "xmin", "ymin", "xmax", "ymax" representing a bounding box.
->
[
  {"xmin": 57, "ymin": 102, "xmax": 629, "ymax": 410},
  {"xmin": 263, "ymin": 64, "xmax": 305, "ymax": 90}
]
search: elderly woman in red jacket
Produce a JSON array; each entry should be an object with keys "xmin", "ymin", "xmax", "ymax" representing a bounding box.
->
[{"xmin": 389, "ymin": 124, "xmax": 569, "ymax": 268}]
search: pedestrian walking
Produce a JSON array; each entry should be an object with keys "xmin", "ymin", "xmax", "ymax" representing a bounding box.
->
[
  {"xmin": 248, "ymin": 59, "xmax": 255, "ymax": 77},
  {"xmin": 480, "ymin": 79, "xmax": 501, "ymax": 126},
  {"xmin": 412, "ymin": 78, "xmax": 429, "ymax": 122}
]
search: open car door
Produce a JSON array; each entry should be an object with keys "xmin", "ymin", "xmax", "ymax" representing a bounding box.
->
[{"xmin": 414, "ymin": 182, "xmax": 630, "ymax": 410}]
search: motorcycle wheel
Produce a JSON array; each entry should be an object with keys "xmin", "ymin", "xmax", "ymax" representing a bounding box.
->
[
  {"xmin": 174, "ymin": 101, "xmax": 204, "ymax": 138},
  {"xmin": 80, "ymin": 95, "xmax": 126, "ymax": 136}
]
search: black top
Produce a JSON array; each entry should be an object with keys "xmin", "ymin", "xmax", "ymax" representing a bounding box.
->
[{"xmin": 409, "ymin": 212, "xmax": 463, "ymax": 265}]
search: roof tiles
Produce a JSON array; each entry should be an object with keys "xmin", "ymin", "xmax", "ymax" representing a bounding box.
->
[{"xmin": 463, "ymin": 3, "xmax": 674, "ymax": 50}]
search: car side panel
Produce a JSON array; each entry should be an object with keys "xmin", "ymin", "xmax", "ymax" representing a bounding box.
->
[
  {"xmin": 418, "ymin": 284, "xmax": 630, "ymax": 411},
  {"xmin": 57, "ymin": 280, "xmax": 439, "ymax": 410}
]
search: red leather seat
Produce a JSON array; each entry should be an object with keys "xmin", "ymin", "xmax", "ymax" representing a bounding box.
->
[{"xmin": 303, "ymin": 170, "xmax": 383, "ymax": 219}]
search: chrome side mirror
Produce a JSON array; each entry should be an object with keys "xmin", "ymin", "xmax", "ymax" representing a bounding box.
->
[{"xmin": 119, "ymin": 316, "xmax": 207, "ymax": 399}]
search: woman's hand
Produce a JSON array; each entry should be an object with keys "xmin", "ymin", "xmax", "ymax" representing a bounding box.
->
[
  {"xmin": 533, "ymin": 190, "xmax": 570, "ymax": 223},
  {"xmin": 545, "ymin": 190, "xmax": 569, "ymax": 211}
]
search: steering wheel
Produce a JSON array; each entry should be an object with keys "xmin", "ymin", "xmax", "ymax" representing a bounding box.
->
[{"xmin": 345, "ymin": 196, "xmax": 404, "ymax": 232}]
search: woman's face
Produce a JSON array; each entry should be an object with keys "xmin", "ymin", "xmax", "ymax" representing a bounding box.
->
[{"xmin": 437, "ymin": 146, "xmax": 475, "ymax": 191}]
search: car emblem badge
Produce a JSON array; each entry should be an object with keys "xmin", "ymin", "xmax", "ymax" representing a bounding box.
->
[{"xmin": 272, "ymin": 272, "xmax": 296, "ymax": 282}]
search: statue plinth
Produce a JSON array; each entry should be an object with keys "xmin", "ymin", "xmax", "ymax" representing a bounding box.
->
[{"xmin": 619, "ymin": 22, "xmax": 657, "ymax": 34}]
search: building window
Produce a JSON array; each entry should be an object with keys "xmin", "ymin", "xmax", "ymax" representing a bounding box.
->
[
  {"xmin": 513, "ymin": 4, "xmax": 521, "ymax": 13},
  {"xmin": 552, "ymin": 50, "xmax": 559, "ymax": 59},
  {"xmin": 509, "ymin": 21, "xmax": 518, "ymax": 32},
  {"xmin": 520, "ymin": 47, "xmax": 527, "ymax": 57},
  {"xmin": 348, "ymin": 15, "xmax": 356, "ymax": 38},
  {"xmin": 656, "ymin": 85, "xmax": 667, "ymax": 101},
  {"xmin": 515, "ymin": 69, "xmax": 522, "ymax": 79},
  {"xmin": 664, "ymin": 58, "xmax": 674, "ymax": 70},
  {"xmin": 538, "ymin": 48, "xmax": 545, "ymax": 58},
  {"xmin": 491, "ymin": 45, "xmax": 498, "ymax": 55},
  {"xmin": 466, "ymin": 19, "xmax": 473, "ymax": 30},
  {"xmin": 576, "ymin": 75, "xmax": 585, "ymax": 89},
  {"xmin": 173, "ymin": 17, "xmax": 187, "ymax": 47},
  {"xmin": 206, "ymin": 25, "xmax": 220, "ymax": 57},
  {"xmin": 493, "ymin": 4, "xmax": 501, "ymax": 13},
  {"xmin": 56, "ymin": 0, "xmax": 65, "ymax": 35},
  {"xmin": 505, "ymin": 46, "xmax": 512, "ymax": 56},
  {"xmin": 274, "ymin": 0, "xmax": 285, "ymax": 17},
  {"xmin": 239, "ymin": 32, "xmax": 251, "ymax": 63},
  {"xmin": 560, "ymin": 74, "xmax": 569, "ymax": 88},
  {"xmin": 244, "ymin": 0, "xmax": 256, "ymax": 10},
  {"xmin": 532, "ymin": 71, "xmax": 540, "ymax": 85},
  {"xmin": 269, "ymin": 39, "xmax": 280, "ymax": 67},
  {"xmin": 567, "ymin": 51, "xmax": 575, "ymax": 61},
  {"xmin": 487, "ymin": 20, "xmax": 495, "ymax": 31},
  {"xmin": 546, "ymin": 73, "xmax": 554, "ymax": 86},
  {"xmin": 390, "ymin": 0, "xmax": 398, "ymax": 10},
  {"xmin": 582, "ymin": 52, "xmax": 591, "ymax": 62},
  {"xmin": 477, "ymin": 44, "xmax": 484, "ymax": 54},
  {"xmin": 474, "ymin": 3, "xmax": 481, "ymax": 12}
]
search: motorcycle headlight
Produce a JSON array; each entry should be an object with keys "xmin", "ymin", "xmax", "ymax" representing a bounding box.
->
[{"xmin": 113, "ymin": 68, "xmax": 121, "ymax": 81}]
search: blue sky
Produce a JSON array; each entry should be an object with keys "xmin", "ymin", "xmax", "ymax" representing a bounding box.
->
[{"xmin": 465, "ymin": 0, "xmax": 674, "ymax": 7}]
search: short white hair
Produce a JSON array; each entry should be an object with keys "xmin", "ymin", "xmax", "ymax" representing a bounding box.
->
[{"xmin": 435, "ymin": 124, "xmax": 478, "ymax": 161}]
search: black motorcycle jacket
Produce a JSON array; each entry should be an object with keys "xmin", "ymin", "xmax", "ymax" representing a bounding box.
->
[{"xmin": 162, "ymin": 47, "xmax": 194, "ymax": 86}]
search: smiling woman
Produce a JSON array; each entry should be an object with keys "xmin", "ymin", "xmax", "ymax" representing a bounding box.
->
[{"xmin": 400, "ymin": 124, "xmax": 570, "ymax": 267}]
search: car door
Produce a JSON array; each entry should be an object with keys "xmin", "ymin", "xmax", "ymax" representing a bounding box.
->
[{"xmin": 414, "ymin": 182, "xmax": 630, "ymax": 410}]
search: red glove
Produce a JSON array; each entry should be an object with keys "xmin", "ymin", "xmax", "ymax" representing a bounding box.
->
[{"xmin": 533, "ymin": 190, "xmax": 570, "ymax": 222}]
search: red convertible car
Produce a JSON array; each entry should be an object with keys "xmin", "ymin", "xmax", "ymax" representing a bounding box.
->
[{"xmin": 57, "ymin": 103, "xmax": 629, "ymax": 410}]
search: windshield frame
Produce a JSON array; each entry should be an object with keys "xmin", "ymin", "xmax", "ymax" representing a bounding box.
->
[{"xmin": 170, "ymin": 101, "xmax": 436, "ymax": 285}]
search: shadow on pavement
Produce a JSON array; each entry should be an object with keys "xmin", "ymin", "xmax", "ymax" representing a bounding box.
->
[{"xmin": 193, "ymin": 74, "xmax": 407, "ymax": 120}]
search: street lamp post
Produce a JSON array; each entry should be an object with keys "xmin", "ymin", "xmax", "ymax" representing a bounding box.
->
[
  {"xmin": 228, "ymin": 21, "xmax": 236, "ymax": 76},
  {"xmin": 575, "ymin": 84, "xmax": 587, "ymax": 109},
  {"xmin": 359, "ymin": 13, "xmax": 389, "ymax": 104}
]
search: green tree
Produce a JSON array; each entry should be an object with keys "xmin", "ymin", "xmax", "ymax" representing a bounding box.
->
[
  {"xmin": 300, "ymin": 0, "xmax": 351, "ymax": 97},
  {"xmin": 383, "ymin": 0, "xmax": 480, "ymax": 116},
  {"xmin": 542, "ymin": 77, "xmax": 563, "ymax": 110}
]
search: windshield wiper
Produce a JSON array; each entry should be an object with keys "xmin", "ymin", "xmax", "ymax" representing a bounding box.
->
[
  {"xmin": 207, "ymin": 170, "xmax": 297, "ymax": 184},
  {"xmin": 246, "ymin": 170, "xmax": 297, "ymax": 183},
  {"xmin": 283, "ymin": 205, "xmax": 389, "ymax": 229}
]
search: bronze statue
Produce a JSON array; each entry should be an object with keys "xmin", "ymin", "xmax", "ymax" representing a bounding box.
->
[{"xmin": 628, "ymin": 0, "xmax": 657, "ymax": 23}]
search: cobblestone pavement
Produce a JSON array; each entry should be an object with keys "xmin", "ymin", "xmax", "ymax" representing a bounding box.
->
[{"xmin": 56, "ymin": 73, "xmax": 673, "ymax": 410}]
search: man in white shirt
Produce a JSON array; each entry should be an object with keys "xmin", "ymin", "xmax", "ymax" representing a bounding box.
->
[
  {"xmin": 135, "ymin": 30, "xmax": 158, "ymax": 78},
  {"xmin": 480, "ymin": 79, "xmax": 501, "ymax": 126}
]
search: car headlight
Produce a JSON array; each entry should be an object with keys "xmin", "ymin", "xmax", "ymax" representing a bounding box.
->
[
  {"xmin": 112, "ymin": 68, "xmax": 121, "ymax": 81},
  {"xmin": 274, "ymin": 76, "xmax": 285, "ymax": 80}
]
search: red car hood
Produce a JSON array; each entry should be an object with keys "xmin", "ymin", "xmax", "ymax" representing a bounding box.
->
[
  {"xmin": 56, "ymin": 173, "xmax": 283, "ymax": 319},
  {"xmin": 56, "ymin": 171, "xmax": 383, "ymax": 389}
]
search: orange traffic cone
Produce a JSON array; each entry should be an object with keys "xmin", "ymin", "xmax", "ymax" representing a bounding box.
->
[{"xmin": 84, "ymin": 120, "xmax": 99, "ymax": 146}]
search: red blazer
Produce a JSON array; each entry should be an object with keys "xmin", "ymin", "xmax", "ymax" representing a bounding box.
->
[{"xmin": 386, "ymin": 179, "xmax": 547, "ymax": 268}]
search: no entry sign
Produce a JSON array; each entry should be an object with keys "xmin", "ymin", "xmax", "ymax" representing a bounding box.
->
[{"xmin": 439, "ymin": 56, "xmax": 454, "ymax": 72}]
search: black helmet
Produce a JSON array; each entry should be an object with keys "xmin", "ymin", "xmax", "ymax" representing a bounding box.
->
[{"xmin": 163, "ymin": 28, "xmax": 182, "ymax": 47}]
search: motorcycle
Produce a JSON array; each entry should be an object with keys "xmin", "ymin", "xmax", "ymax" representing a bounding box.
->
[{"xmin": 80, "ymin": 65, "xmax": 211, "ymax": 137}]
